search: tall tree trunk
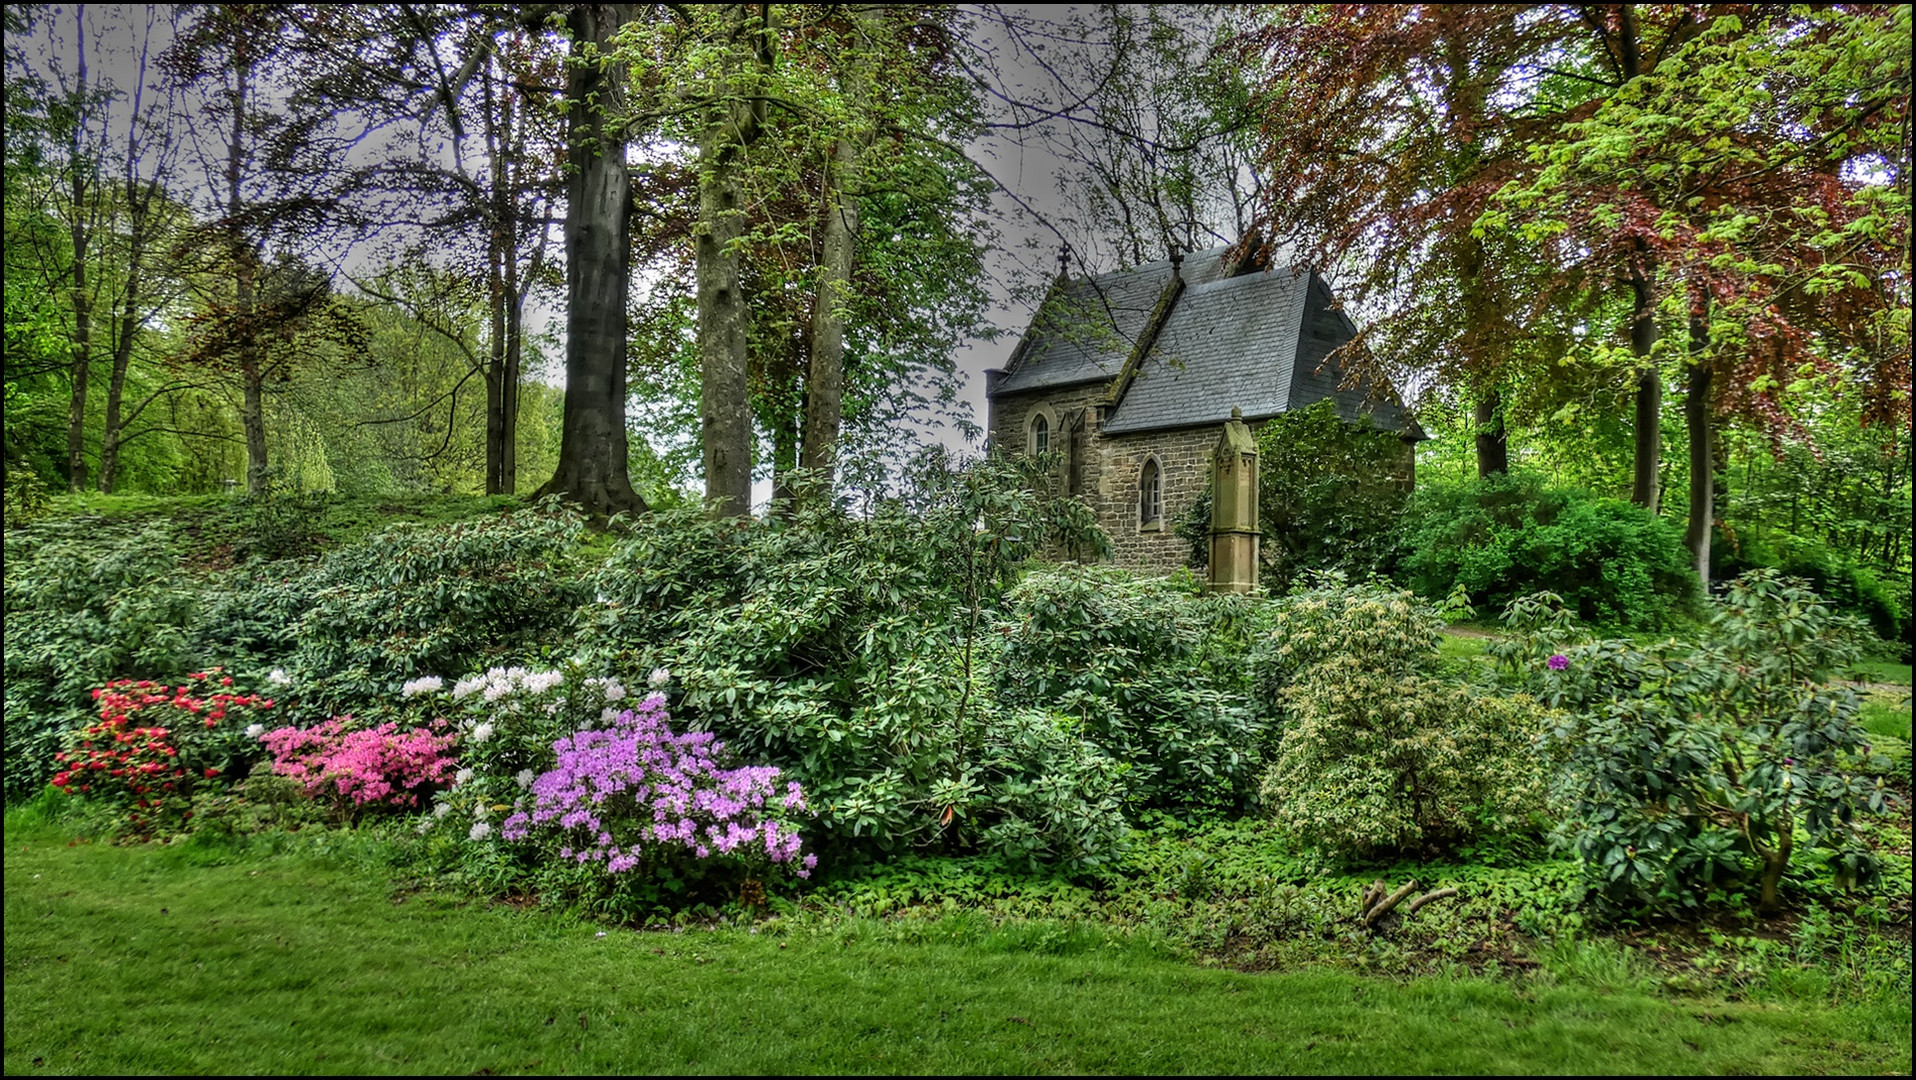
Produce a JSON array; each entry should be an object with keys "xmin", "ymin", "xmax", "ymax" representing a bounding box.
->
[
  {"xmin": 504, "ymin": 251, "xmax": 523, "ymax": 495},
  {"xmin": 798, "ymin": 8, "xmax": 875, "ymax": 499},
  {"xmin": 501, "ymin": 58, "xmax": 533, "ymax": 497},
  {"xmin": 64, "ymin": 20, "xmax": 93, "ymax": 494},
  {"xmin": 1614, "ymin": 25, "xmax": 1664, "ymax": 514},
  {"xmin": 66, "ymin": 218, "xmax": 92, "ymax": 494},
  {"xmin": 99, "ymin": 265, "xmax": 141, "ymax": 495},
  {"xmin": 1628, "ymin": 262, "xmax": 1660, "ymax": 512},
  {"xmin": 799, "ymin": 134, "xmax": 859, "ymax": 496},
  {"xmin": 1472, "ymin": 388, "xmax": 1507, "ymax": 477},
  {"xmin": 533, "ymin": 3, "xmax": 646, "ymax": 517},
  {"xmin": 485, "ymin": 228, "xmax": 507, "ymax": 495},
  {"xmin": 223, "ymin": 27, "xmax": 271, "ymax": 494},
  {"xmin": 697, "ymin": 4, "xmax": 770, "ymax": 519},
  {"xmin": 482, "ymin": 58, "xmax": 511, "ymax": 496},
  {"xmin": 1683, "ymin": 311, "xmax": 1714, "ymax": 590}
]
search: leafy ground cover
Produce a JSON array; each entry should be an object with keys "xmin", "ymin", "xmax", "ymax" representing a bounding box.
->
[{"xmin": 5, "ymin": 813, "xmax": 1909, "ymax": 1076}]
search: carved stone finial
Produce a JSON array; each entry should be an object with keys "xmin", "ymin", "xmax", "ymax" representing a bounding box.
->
[
  {"xmin": 1057, "ymin": 246, "xmax": 1070, "ymax": 277},
  {"xmin": 1169, "ymin": 247, "xmax": 1184, "ymax": 278},
  {"xmin": 1231, "ymin": 405, "xmax": 1242, "ymax": 420}
]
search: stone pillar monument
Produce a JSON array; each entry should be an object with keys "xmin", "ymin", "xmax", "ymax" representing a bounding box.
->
[{"xmin": 1209, "ymin": 407, "xmax": 1259, "ymax": 594}]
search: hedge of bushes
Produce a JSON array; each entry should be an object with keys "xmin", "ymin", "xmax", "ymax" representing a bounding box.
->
[{"xmin": 3, "ymin": 459, "xmax": 1900, "ymax": 920}]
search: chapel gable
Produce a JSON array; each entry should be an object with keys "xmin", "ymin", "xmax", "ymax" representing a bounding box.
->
[{"xmin": 984, "ymin": 242, "xmax": 1418, "ymax": 571}]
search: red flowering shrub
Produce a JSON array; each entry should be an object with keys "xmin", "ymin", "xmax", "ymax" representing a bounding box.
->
[
  {"xmin": 261, "ymin": 718, "xmax": 458, "ymax": 819},
  {"xmin": 50, "ymin": 671, "xmax": 275, "ymax": 838}
]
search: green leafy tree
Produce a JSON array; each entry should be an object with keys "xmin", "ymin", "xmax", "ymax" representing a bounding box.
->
[
  {"xmin": 1178, "ymin": 400, "xmax": 1412, "ymax": 590},
  {"xmin": 1481, "ymin": 6, "xmax": 1913, "ymax": 589}
]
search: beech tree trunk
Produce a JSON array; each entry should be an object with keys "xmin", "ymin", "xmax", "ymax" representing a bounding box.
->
[
  {"xmin": 64, "ymin": 21, "xmax": 92, "ymax": 494},
  {"xmin": 481, "ymin": 60, "xmax": 521, "ymax": 496},
  {"xmin": 799, "ymin": 134, "xmax": 859, "ymax": 497},
  {"xmin": 1472, "ymin": 388, "xmax": 1507, "ymax": 477},
  {"xmin": 66, "ymin": 217, "xmax": 92, "ymax": 494},
  {"xmin": 503, "ymin": 255, "xmax": 523, "ymax": 494},
  {"xmin": 1628, "ymin": 265, "xmax": 1661, "ymax": 512},
  {"xmin": 533, "ymin": 4, "xmax": 647, "ymax": 517},
  {"xmin": 486, "ymin": 222, "xmax": 508, "ymax": 496},
  {"xmin": 99, "ymin": 253, "xmax": 142, "ymax": 493},
  {"xmin": 1683, "ymin": 314, "xmax": 1714, "ymax": 591},
  {"xmin": 798, "ymin": 8, "xmax": 876, "ymax": 500},
  {"xmin": 696, "ymin": 4, "xmax": 771, "ymax": 518}
]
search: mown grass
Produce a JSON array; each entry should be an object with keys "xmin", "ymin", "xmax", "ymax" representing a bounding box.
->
[
  {"xmin": 1861, "ymin": 697, "xmax": 1914, "ymax": 743},
  {"xmin": 1851, "ymin": 659, "xmax": 1915, "ymax": 686},
  {"xmin": 1435, "ymin": 631, "xmax": 1495, "ymax": 668},
  {"xmin": 5, "ymin": 818, "xmax": 1909, "ymax": 1076}
]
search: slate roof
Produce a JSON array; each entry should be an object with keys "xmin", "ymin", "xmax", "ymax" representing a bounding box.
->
[
  {"xmin": 1102, "ymin": 268, "xmax": 1310, "ymax": 434},
  {"xmin": 989, "ymin": 242, "xmax": 1409, "ymax": 436},
  {"xmin": 990, "ymin": 245, "xmax": 1239, "ymax": 395}
]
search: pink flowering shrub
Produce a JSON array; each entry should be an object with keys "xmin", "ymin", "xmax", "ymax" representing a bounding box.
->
[
  {"xmin": 262, "ymin": 718, "xmax": 458, "ymax": 816},
  {"xmin": 501, "ymin": 693, "xmax": 815, "ymax": 878}
]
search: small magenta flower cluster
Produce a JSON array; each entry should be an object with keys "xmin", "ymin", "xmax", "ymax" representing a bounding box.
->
[{"xmin": 501, "ymin": 692, "xmax": 815, "ymax": 877}]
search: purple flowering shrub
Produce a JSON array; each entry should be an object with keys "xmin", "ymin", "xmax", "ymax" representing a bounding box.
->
[
  {"xmin": 403, "ymin": 666, "xmax": 647, "ymax": 841},
  {"xmin": 501, "ymin": 692, "xmax": 816, "ymax": 878}
]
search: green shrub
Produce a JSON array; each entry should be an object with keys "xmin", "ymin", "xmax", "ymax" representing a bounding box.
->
[
  {"xmin": 581, "ymin": 451, "xmax": 1126, "ymax": 869},
  {"xmin": 2, "ymin": 521, "xmax": 200, "ymax": 800},
  {"xmin": 1176, "ymin": 399, "xmax": 1411, "ymax": 589},
  {"xmin": 1248, "ymin": 577, "xmax": 1548, "ymax": 860},
  {"xmin": 1400, "ymin": 472, "xmax": 1697, "ymax": 629},
  {"xmin": 1532, "ymin": 571, "xmax": 1893, "ymax": 914},
  {"xmin": 577, "ymin": 503, "xmax": 751, "ymax": 663},
  {"xmin": 973, "ymin": 708, "xmax": 1130, "ymax": 869},
  {"xmin": 1715, "ymin": 530, "xmax": 1908, "ymax": 657},
  {"xmin": 1249, "ymin": 573, "xmax": 1445, "ymax": 712},
  {"xmin": 277, "ymin": 503, "xmax": 587, "ymax": 722},
  {"xmin": 3, "ymin": 464, "xmax": 52, "ymax": 527},
  {"xmin": 993, "ymin": 566, "xmax": 1260, "ymax": 812},
  {"xmin": 1261, "ymin": 656, "xmax": 1549, "ymax": 860},
  {"xmin": 233, "ymin": 486, "xmax": 337, "ymax": 562}
]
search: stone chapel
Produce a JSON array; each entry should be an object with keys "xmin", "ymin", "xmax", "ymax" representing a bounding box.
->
[{"xmin": 984, "ymin": 242, "xmax": 1420, "ymax": 572}]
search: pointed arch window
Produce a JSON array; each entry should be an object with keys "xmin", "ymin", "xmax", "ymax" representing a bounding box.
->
[
  {"xmin": 1029, "ymin": 412, "xmax": 1049, "ymax": 456},
  {"xmin": 1139, "ymin": 457, "xmax": 1162, "ymax": 528}
]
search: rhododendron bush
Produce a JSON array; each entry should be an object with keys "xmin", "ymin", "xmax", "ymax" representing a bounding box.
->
[
  {"xmin": 261, "ymin": 718, "xmax": 458, "ymax": 817},
  {"xmin": 500, "ymin": 692, "xmax": 815, "ymax": 878},
  {"xmin": 407, "ymin": 664, "xmax": 644, "ymax": 839},
  {"xmin": 50, "ymin": 671, "xmax": 274, "ymax": 836}
]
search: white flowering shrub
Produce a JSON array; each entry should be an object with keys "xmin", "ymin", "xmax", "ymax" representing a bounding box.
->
[{"xmin": 402, "ymin": 663, "xmax": 662, "ymax": 840}]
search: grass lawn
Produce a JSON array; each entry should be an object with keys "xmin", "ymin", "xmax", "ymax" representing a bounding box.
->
[
  {"xmin": 1861, "ymin": 697, "xmax": 1914, "ymax": 743},
  {"xmin": 5, "ymin": 822, "xmax": 1909, "ymax": 1076},
  {"xmin": 1851, "ymin": 659, "xmax": 1915, "ymax": 687}
]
